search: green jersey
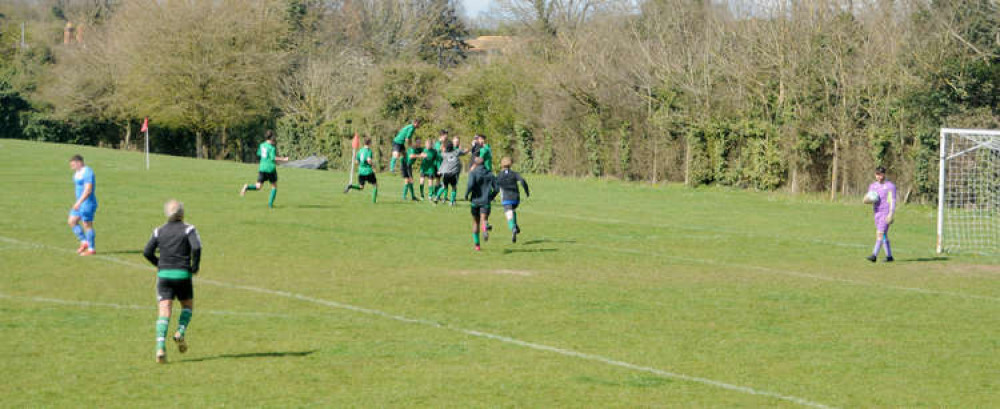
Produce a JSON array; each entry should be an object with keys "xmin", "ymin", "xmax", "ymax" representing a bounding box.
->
[
  {"xmin": 357, "ymin": 147, "xmax": 374, "ymax": 176},
  {"xmin": 404, "ymin": 147, "xmax": 422, "ymax": 167},
  {"xmin": 421, "ymin": 147, "xmax": 440, "ymax": 174},
  {"xmin": 433, "ymin": 140, "xmax": 444, "ymax": 167},
  {"xmin": 258, "ymin": 141, "xmax": 277, "ymax": 173},
  {"xmin": 393, "ymin": 124, "xmax": 416, "ymax": 145},
  {"xmin": 479, "ymin": 143, "xmax": 493, "ymax": 171}
]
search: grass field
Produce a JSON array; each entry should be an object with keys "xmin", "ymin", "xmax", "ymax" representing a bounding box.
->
[{"xmin": 1, "ymin": 139, "xmax": 997, "ymax": 408}]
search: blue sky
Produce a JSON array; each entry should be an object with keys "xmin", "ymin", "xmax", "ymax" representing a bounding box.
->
[{"xmin": 461, "ymin": 0, "xmax": 493, "ymax": 17}]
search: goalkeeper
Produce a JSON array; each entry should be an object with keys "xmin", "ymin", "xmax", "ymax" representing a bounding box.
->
[{"xmin": 865, "ymin": 166, "xmax": 896, "ymax": 263}]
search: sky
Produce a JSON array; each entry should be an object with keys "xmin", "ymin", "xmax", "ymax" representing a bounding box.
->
[{"xmin": 461, "ymin": 0, "xmax": 493, "ymax": 17}]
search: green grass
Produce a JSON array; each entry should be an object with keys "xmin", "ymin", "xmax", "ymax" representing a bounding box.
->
[{"xmin": 1, "ymin": 139, "xmax": 997, "ymax": 408}]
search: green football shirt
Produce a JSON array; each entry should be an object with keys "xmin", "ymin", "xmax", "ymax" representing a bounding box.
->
[
  {"xmin": 421, "ymin": 148, "xmax": 439, "ymax": 174},
  {"xmin": 258, "ymin": 141, "xmax": 277, "ymax": 173},
  {"xmin": 393, "ymin": 124, "xmax": 416, "ymax": 145},
  {"xmin": 357, "ymin": 147, "xmax": 373, "ymax": 176},
  {"xmin": 479, "ymin": 143, "xmax": 493, "ymax": 171},
  {"xmin": 404, "ymin": 147, "xmax": 422, "ymax": 166}
]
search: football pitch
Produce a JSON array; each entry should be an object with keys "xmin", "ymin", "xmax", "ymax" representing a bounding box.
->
[{"xmin": 1, "ymin": 139, "xmax": 997, "ymax": 408}]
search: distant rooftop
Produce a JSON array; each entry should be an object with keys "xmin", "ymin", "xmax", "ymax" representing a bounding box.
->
[{"xmin": 466, "ymin": 36, "xmax": 514, "ymax": 53}]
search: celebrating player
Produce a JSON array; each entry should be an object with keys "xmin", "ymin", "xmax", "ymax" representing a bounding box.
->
[
  {"xmin": 436, "ymin": 139, "xmax": 466, "ymax": 205},
  {"xmin": 400, "ymin": 138, "xmax": 422, "ymax": 201},
  {"xmin": 419, "ymin": 139, "xmax": 440, "ymax": 201},
  {"xmin": 390, "ymin": 118, "xmax": 420, "ymax": 173},
  {"xmin": 68, "ymin": 155, "xmax": 98, "ymax": 256},
  {"xmin": 143, "ymin": 200, "xmax": 202, "ymax": 364},
  {"xmin": 466, "ymin": 157, "xmax": 498, "ymax": 250},
  {"xmin": 496, "ymin": 157, "xmax": 530, "ymax": 243},
  {"xmin": 866, "ymin": 166, "xmax": 896, "ymax": 262},
  {"xmin": 476, "ymin": 134, "xmax": 493, "ymax": 172},
  {"xmin": 240, "ymin": 130, "xmax": 289, "ymax": 208},
  {"xmin": 344, "ymin": 138, "xmax": 378, "ymax": 203}
]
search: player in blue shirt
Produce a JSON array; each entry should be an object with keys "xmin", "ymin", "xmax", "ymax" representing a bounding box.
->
[{"xmin": 68, "ymin": 155, "xmax": 98, "ymax": 256}]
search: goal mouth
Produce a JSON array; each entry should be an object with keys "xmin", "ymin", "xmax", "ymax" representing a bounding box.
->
[{"xmin": 937, "ymin": 129, "xmax": 1000, "ymax": 255}]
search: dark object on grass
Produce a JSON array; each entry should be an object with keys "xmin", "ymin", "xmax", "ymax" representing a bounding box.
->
[{"xmin": 282, "ymin": 155, "xmax": 328, "ymax": 170}]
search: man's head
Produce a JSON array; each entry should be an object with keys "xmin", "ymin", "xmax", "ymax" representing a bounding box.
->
[
  {"xmin": 875, "ymin": 166, "xmax": 886, "ymax": 183},
  {"xmin": 364, "ymin": 138, "xmax": 371, "ymax": 147},
  {"xmin": 164, "ymin": 199, "xmax": 184, "ymax": 222},
  {"xmin": 69, "ymin": 154, "xmax": 84, "ymax": 171},
  {"xmin": 476, "ymin": 134, "xmax": 486, "ymax": 144},
  {"xmin": 444, "ymin": 140, "xmax": 454, "ymax": 152},
  {"xmin": 265, "ymin": 130, "xmax": 276, "ymax": 142},
  {"xmin": 412, "ymin": 118, "xmax": 421, "ymax": 128},
  {"xmin": 439, "ymin": 129, "xmax": 448, "ymax": 140},
  {"xmin": 424, "ymin": 138, "xmax": 432, "ymax": 149},
  {"xmin": 501, "ymin": 157, "xmax": 512, "ymax": 169}
]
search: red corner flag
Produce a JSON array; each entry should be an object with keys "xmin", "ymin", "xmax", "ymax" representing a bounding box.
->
[
  {"xmin": 351, "ymin": 132, "xmax": 360, "ymax": 150},
  {"xmin": 140, "ymin": 117, "xmax": 149, "ymax": 133}
]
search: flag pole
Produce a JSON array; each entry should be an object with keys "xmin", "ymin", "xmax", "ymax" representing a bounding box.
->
[
  {"xmin": 142, "ymin": 117, "xmax": 150, "ymax": 170},
  {"xmin": 349, "ymin": 133, "xmax": 359, "ymax": 186}
]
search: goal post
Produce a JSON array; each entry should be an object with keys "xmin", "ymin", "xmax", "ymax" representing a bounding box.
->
[{"xmin": 937, "ymin": 128, "xmax": 1000, "ymax": 254}]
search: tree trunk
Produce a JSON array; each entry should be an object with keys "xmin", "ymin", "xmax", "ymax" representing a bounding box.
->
[
  {"xmin": 196, "ymin": 130, "xmax": 204, "ymax": 159},
  {"xmin": 830, "ymin": 138, "xmax": 839, "ymax": 200},
  {"xmin": 123, "ymin": 121, "xmax": 131, "ymax": 150},
  {"xmin": 216, "ymin": 127, "xmax": 229, "ymax": 160}
]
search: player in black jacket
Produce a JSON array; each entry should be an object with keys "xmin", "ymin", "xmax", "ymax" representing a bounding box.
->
[
  {"xmin": 143, "ymin": 199, "xmax": 202, "ymax": 363},
  {"xmin": 496, "ymin": 157, "xmax": 530, "ymax": 243},
  {"xmin": 465, "ymin": 157, "xmax": 498, "ymax": 251}
]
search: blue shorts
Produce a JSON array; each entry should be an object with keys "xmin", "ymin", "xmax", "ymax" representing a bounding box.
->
[
  {"xmin": 502, "ymin": 200, "xmax": 519, "ymax": 210},
  {"xmin": 70, "ymin": 202, "xmax": 98, "ymax": 222}
]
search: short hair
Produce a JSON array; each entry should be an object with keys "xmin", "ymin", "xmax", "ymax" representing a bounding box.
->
[
  {"xmin": 875, "ymin": 166, "xmax": 886, "ymax": 175},
  {"xmin": 265, "ymin": 130, "xmax": 275, "ymax": 140},
  {"xmin": 474, "ymin": 157, "xmax": 484, "ymax": 165},
  {"xmin": 501, "ymin": 157, "xmax": 512, "ymax": 169},
  {"xmin": 444, "ymin": 140, "xmax": 454, "ymax": 151},
  {"xmin": 475, "ymin": 133, "xmax": 485, "ymax": 140},
  {"xmin": 439, "ymin": 129, "xmax": 449, "ymax": 136},
  {"xmin": 70, "ymin": 154, "xmax": 84, "ymax": 163},
  {"xmin": 364, "ymin": 138, "xmax": 371, "ymax": 146},
  {"xmin": 164, "ymin": 199, "xmax": 184, "ymax": 222}
]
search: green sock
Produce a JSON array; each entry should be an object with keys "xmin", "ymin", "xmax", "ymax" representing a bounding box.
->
[
  {"xmin": 473, "ymin": 232, "xmax": 480, "ymax": 246},
  {"xmin": 450, "ymin": 191, "xmax": 457, "ymax": 203},
  {"xmin": 408, "ymin": 183, "xmax": 417, "ymax": 199},
  {"xmin": 268, "ymin": 189, "xmax": 277, "ymax": 208},
  {"xmin": 402, "ymin": 184, "xmax": 410, "ymax": 199},
  {"xmin": 372, "ymin": 187, "xmax": 378, "ymax": 203},
  {"xmin": 177, "ymin": 308, "xmax": 192, "ymax": 336},
  {"xmin": 156, "ymin": 316, "xmax": 169, "ymax": 350},
  {"xmin": 512, "ymin": 212, "xmax": 518, "ymax": 229},
  {"xmin": 420, "ymin": 184, "xmax": 425, "ymax": 198},
  {"xmin": 508, "ymin": 218, "xmax": 516, "ymax": 231},
  {"xmin": 390, "ymin": 157, "xmax": 397, "ymax": 172},
  {"xmin": 350, "ymin": 184, "xmax": 361, "ymax": 190},
  {"xmin": 245, "ymin": 184, "xmax": 258, "ymax": 191}
]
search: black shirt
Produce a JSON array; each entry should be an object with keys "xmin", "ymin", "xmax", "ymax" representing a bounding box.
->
[
  {"xmin": 144, "ymin": 221, "xmax": 202, "ymax": 273},
  {"xmin": 496, "ymin": 169, "xmax": 529, "ymax": 202},
  {"xmin": 465, "ymin": 166, "xmax": 498, "ymax": 206}
]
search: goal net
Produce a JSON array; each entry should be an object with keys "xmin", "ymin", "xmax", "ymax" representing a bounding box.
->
[{"xmin": 937, "ymin": 128, "xmax": 1000, "ymax": 254}]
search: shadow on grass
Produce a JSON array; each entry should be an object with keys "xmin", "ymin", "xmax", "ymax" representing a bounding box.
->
[
  {"xmin": 295, "ymin": 204, "xmax": 336, "ymax": 209},
  {"xmin": 503, "ymin": 248, "xmax": 558, "ymax": 255},
  {"xmin": 178, "ymin": 350, "xmax": 316, "ymax": 364},
  {"xmin": 520, "ymin": 239, "xmax": 576, "ymax": 246},
  {"xmin": 896, "ymin": 257, "xmax": 950, "ymax": 263},
  {"xmin": 102, "ymin": 249, "xmax": 144, "ymax": 255}
]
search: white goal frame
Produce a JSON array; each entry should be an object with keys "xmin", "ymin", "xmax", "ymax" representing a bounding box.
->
[{"xmin": 937, "ymin": 128, "xmax": 1000, "ymax": 254}]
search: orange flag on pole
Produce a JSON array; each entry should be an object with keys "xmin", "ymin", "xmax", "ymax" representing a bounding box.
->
[
  {"xmin": 351, "ymin": 132, "xmax": 360, "ymax": 150},
  {"xmin": 140, "ymin": 117, "xmax": 149, "ymax": 133}
]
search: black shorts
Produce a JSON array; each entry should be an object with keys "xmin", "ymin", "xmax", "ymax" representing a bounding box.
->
[
  {"xmin": 257, "ymin": 171, "xmax": 278, "ymax": 184},
  {"xmin": 442, "ymin": 173, "xmax": 458, "ymax": 187},
  {"xmin": 157, "ymin": 277, "xmax": 194, "ymax": 301},
  {"xmin": 470, "ymin": 204, "xmax": 491, "ymax": 218},
  {"xmin": 359, "ymin": 173, "xmax": 377, "ymax": 186},
  {"xmin": 421, "ymin": 169, "xmax": 437, "ymax": 178},
  {"xmin": 392, "ymin": 142, "xmax": 405, "ymax": 153},
  {"xmin": 401, "ymin": 164, "xmax": 413, "ymax": 179}
]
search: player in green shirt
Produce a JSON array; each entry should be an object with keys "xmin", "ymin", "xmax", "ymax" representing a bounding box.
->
[
  {"xmin": 400, "ymin": 139, "xmax": 422, "ymax": 201},
  {"xmin": 476, "ymin": 134, "xmax": 493, "ymax": 172},
  {"xmin": 240, "ymin": 130, "xmax": 288, "ymax": 208},
  {"xmin": 419, "ymin": 139, "xmax": 440, "ymax": 201},
  {"xmin": 343, "ymin": 139, "xmax": 378, "ymax": 203},
  {"xmin": 390, "ymin": 119, "xmax": 420, "ymax": 173}
]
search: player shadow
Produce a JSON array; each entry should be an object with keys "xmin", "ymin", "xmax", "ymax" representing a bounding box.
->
[
  {"xmin": 102, "ymin": 249, "xmax": 144, "ymax": 255},
  {"xmin": 177, "ymin": 350, "xmax": 316, "ymax": 364},
  {"xmin": 520, "ymin": 239, "xmax": 576, "ymax": 246},
  {"xmin": 896, "ymin": 257, "xmax": 950, "ymax": 263},
  {"xmin": 502, "ymin": 248, "xmax": 558, "ymax": 255},
  {"xmin": 295, "ymin": 204, "xmax": 337, "ymax": 209}
]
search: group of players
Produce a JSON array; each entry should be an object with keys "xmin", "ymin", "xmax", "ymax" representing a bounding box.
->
[
  {"xmin": 63, "ymin": 120, "xmax": 895, "ymax": 364},
  {"xmin": 343, "ymin": 119, "xmax": 531, "ymax": 250}
]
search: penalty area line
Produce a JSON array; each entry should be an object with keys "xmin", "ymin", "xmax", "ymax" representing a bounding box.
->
[{"xmin": 0, "ymin": 235, "xmax": 834, "ymax": 409}]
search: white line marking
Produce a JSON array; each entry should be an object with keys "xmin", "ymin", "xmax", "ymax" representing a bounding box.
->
[
  {"xmin": 1, "ymin": 235, "xmax": 833, "ymax": 408},
  {"xmin": 0, "ymin": 293, "xmax": 292, "ymax": 318},
  {"xmin": 572, "ymin": 243, "xmax": 1000, "ymax": 302}
]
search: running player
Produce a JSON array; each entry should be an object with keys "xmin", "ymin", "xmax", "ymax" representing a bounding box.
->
[
  {"xmin": 390, "ymin": 118, "xmax": 420, "ymax": 173},
  {"xmin": 344, "ymin": 138, "xmax": 378, "ymax": 203},
  {"xmin": 240, "ymin": 130, "xmax": 289, "ymax": 208},
  {"xmin": 143, "ymin": 200, "xmax": 202, "ymax": 364},
  {"xmin": 866, "ymin": 166, "xmax": 896, "ymax": 262},
  {"xmin": 419, "ymin": 139, "xmax": 440, "ymax": 201},
  {"xmin": 68, "ymin": 154, "xmax": 98, "ymax": 256},
  {"xmin": 400, "ymin": 139, "xmax": 422, "ymax": 201},
  {"xmin": 436, "ymin": 139, "xmax": 466, "ymax": 205},
  {"xmin": 466, "ymin": 157, "xmax": 498, "ymax": 250},
  {"xmin": 496, "ymin": 157, "xmax": 530, "ymax": 243}
]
